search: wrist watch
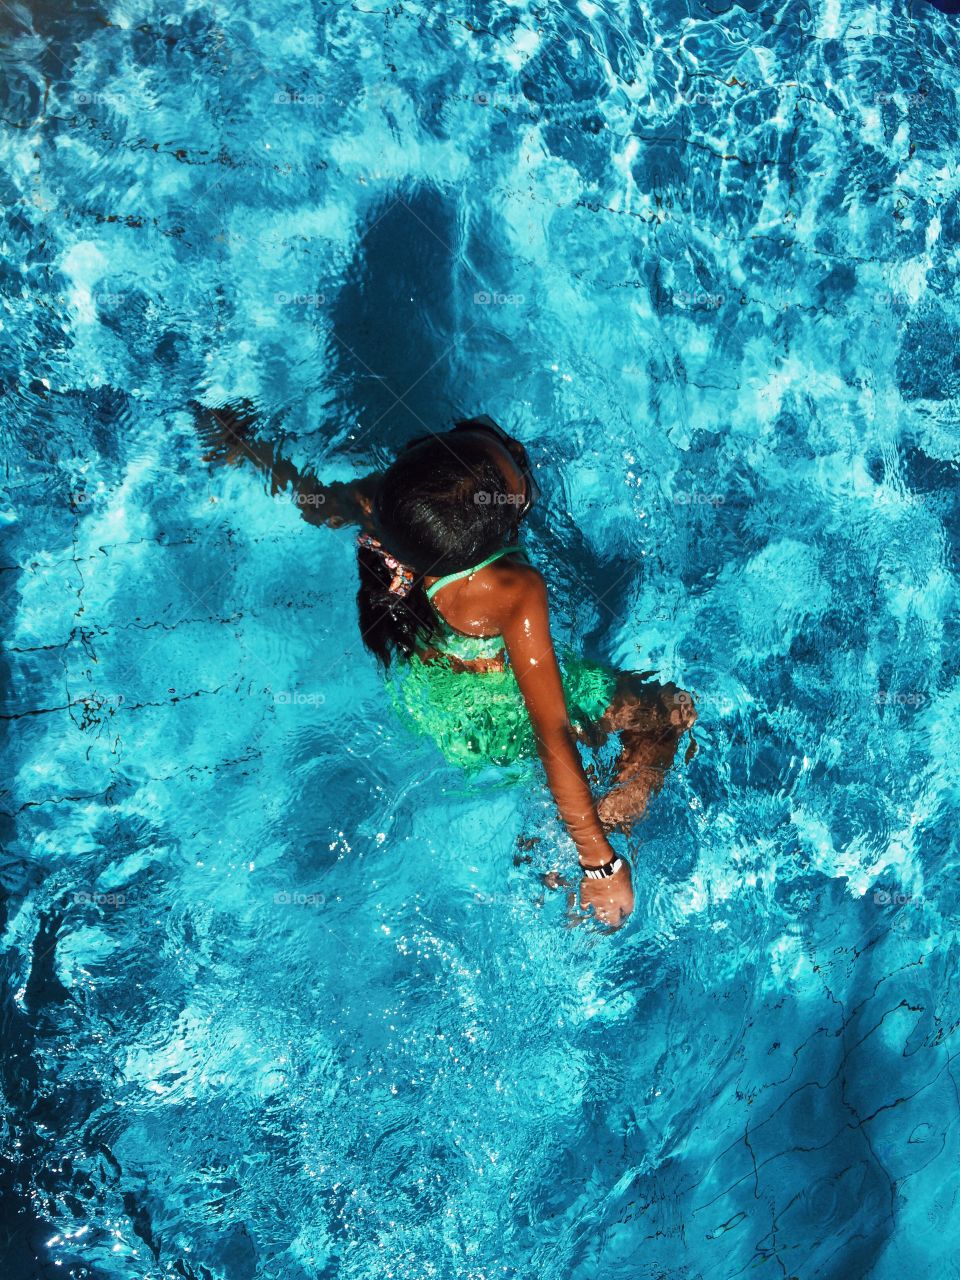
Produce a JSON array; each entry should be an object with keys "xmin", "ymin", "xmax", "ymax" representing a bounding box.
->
[{"xmin": 581, "ymin": 854, "xmax": 625, "ymax": 880}]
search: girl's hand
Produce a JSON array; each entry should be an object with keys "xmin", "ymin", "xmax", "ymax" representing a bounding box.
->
[
  {"xmin": 576, "ymin": 861, "xmax": 634, "ymax": 929},
  {"xmin": 189, "ymin": 398, "xmax": 379, "ymax": 530},
  {"xmin": 190, "ymin": 398, "xmax": 260, "ymax": 466}
]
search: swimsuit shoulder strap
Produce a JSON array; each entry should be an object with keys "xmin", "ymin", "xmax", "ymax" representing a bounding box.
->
[{"xmin": 425, "ymin": 545, "xmax": 526, "ymax": 601}]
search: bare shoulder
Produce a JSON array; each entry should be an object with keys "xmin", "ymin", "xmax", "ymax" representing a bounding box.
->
[
  {"xmin": 492, "ymin": 553, "xmax": 545, "ymax": 594},
  {"xmin": 487, "ymin": 555, "xmax": 549, "ymax": 628}
]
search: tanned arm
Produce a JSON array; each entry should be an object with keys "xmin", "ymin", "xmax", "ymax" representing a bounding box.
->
[
  {"xmin": 190, "ymin": 399, "xmax": 378, "ymax": 530},
  {"xmin": 496, "ymin": 566, "xmax": 634, "ymax": 927}
]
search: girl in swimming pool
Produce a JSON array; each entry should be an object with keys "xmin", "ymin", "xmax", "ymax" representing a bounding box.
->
[{"xmin": 192, "ymin": 402, "xmax": 696, "ymax": 928}]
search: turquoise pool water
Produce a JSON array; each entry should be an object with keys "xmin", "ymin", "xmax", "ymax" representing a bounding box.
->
[{"xmin": 2, "ymin": 1, "xmax": 959, "ymax": 1277}]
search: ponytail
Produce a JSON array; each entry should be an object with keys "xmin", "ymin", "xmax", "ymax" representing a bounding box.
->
[
  {"xmin": 356, "ymin": 429, "xmax": 520, "ymax": 665},
  {"xmin": 356, "ymin": 541, "xmax": 438, "ymax": 666}
]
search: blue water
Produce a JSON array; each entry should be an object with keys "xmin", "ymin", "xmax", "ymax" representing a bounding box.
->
[{"xmin": 2, "ymin": 1, "xmax": 959, "ymax": 1277}]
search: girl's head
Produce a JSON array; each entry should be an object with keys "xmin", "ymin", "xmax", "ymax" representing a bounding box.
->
[
  {"xmin": 357, "ymin": 418, "xmax": 537, "ymax": 664},
  {"xmin": 375, "ymin": 418, "xmax": 536, "ymax": 574}
]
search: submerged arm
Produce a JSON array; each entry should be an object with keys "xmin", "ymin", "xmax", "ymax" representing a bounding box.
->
[
  {"xmin": 190, "ymin": 399, "xmax": 378, "ymax": 529},
  {"xmin": 497, "ymin": 569, "xmax": 633, "ymax": 926}
]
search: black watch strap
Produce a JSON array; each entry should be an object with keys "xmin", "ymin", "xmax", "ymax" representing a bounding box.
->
[{"xmin": 581, "ymin": 855, "xmax": 625, "ymax": 880}]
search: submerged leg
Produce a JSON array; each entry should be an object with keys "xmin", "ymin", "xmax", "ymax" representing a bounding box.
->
[{"xmin": 590, "ymin": 674, "xmax": 697, "ymax": 832}]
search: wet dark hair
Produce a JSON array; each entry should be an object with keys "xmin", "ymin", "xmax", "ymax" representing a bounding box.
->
[{"xmin": 357, "ymin": 424, "xmax": 522, "ymax": 665}]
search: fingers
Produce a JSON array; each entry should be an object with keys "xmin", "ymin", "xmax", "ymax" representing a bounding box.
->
[
  {"xmin": 562, "ymin": 876, "xmax": 634, "ymax": 930},
  {"xmin": 574, "ymin": 890, "xmax": 628, "ymax": 930},
  {"xmin": 570, "ymin": 904, "xmax": 623, "ymax": 932},
  {"xmin": 190, "ymin": 399, "xmax": 260, "ymax": 453},
  {"xmin": 566, "ymin": 902, "xmax": 608, "ymax": 929}
]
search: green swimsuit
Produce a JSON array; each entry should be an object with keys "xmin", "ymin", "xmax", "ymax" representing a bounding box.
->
[{"xmin": 385, "ymin": 546, "xmax": 616, "ymax": 771}]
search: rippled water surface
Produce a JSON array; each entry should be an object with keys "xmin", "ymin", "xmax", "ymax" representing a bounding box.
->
[{"xmin": 2, "ymin": 1, "xmax": 960, "ymax": 1277}]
